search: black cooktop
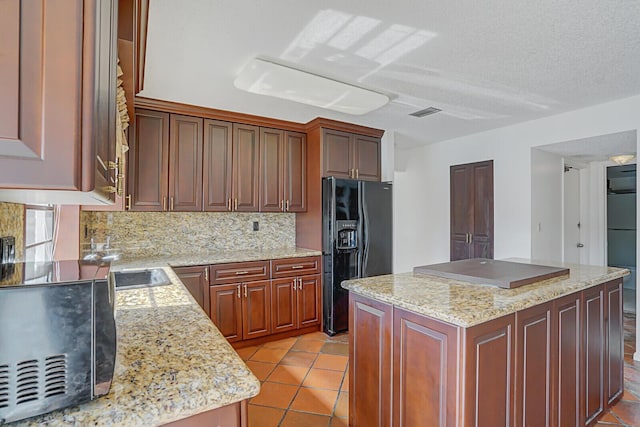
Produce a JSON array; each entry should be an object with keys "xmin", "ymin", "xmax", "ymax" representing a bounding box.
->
[{"xmin": 0, "ymin": 260, "xmax": 110, "ymax": 287}]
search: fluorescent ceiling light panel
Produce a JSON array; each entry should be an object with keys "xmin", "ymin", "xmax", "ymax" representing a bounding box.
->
[{"xmin": 234, "ymin": 58, "xmax": 390, "ymax": 115}]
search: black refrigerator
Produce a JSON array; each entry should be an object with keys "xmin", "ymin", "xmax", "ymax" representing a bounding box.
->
[{"xmin": 322, "ymin": 177, "xmax": 393, "ymax": 335}]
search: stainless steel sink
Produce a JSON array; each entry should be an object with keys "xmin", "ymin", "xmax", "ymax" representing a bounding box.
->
[{"xmin": 113, "ymin": 268, "xmax": 171, "ymax": 290}]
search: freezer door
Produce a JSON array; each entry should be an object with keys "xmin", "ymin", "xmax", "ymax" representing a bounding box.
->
[{"xmin": 361, "ymin": 181, "xmax": 393, "ymax": 277}]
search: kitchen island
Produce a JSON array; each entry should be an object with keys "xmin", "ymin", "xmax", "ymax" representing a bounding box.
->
[{"xmin": 342, "ymin": 259, "xmax": 628, "ymax": 427}]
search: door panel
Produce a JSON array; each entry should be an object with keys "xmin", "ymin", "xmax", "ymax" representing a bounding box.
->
[
  {"xmin": 203, "ymin": 119, "xmax": 233, "ymax": 211},
  {"xmin": 471, "ymin": 161, "xmax": 494, "ymax": 258},
  {"xmin": 354, "ymin": 135, "xmax": 381, "ymax": 181},
  {"xmin": 297, "ymin": 274, "xmax": 321, "ymax": 328},
  {"xmin": 242, "ymin": 280, "xmax": 272, "ymax": 339},
  {"xmin": 450, "ymin": 165, "xmax": 472, "ymax": 260},
  {"xmin": 259, "ymin": 127, "xmax": 284, "ymax": 212},
  {"xmin": 233, "ymin": 124, "xmax": 260, "ymax": 211},
  {"xmin": 605, "ymin": 280, "xmax": 623, "ymax": 405},
  {"xmin": 169, "ymin": 114, "xmax": 203, "ymax": 211},
  {"xmin": 323, "ymin": 129, "xmax": 352, "ymax": 179},
  {"xmin": 584, "ymin": 285, "xmax": 605, "ymax": 425},
  {"xmin": 284, "ymin": 131, "xmax": 307, "ymax": 212},
  {"xmin": 129, "ymin": 109, "xmax": 169, "ymax": 211},
  {"xmin": 210, "ymin": 284, "xmax": 242, "ymax": 343},
  {"xmin": 271, "ymin": 278, "xmax": 296, "ymax": 333}
]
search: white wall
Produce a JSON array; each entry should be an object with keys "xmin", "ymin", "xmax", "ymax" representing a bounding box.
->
[{"xmin": 531, "ymin": 149, "xmax": 564, "ymax": 262}]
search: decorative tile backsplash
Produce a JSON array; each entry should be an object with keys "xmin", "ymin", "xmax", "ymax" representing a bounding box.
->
[
  {"xmin": 0, "ymin": 202, "xmax": 24, "ymax": 261},
  {"xmin": 80, "ymin": 211, "xmax": 296, "ymax": 257}
]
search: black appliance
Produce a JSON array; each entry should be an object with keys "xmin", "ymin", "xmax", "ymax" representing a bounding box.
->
[
  {"xmin": 322, "ymin": 177, "xmax": 393, "ymax": 335},
  {"xmin": 0, "ymin": 260, "xmax": 116, "ymax": 424}
]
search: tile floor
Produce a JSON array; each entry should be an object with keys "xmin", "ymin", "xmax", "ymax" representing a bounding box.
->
[{"xmin": 242, "ymin": 312, "xmax": 640, "ymax": 427}]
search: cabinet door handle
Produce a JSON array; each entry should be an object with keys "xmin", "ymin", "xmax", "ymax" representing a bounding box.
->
[
  {"xmin": 204, "ymin": 268, "xmax": 209, "ymax": 282},
  {"xmin": 243, "ymin": 284, "xmax": 248, "ymax": 298},
  {"xmin": 280, "ymin": 200, "xmax": 285, "ymax": 212},
  {"xmin": 235, "ymin": 271, "xmax": 249, "ymax": 275},
  {"xmin": 234, "ymin": 198, "xmax": 238, "ymax": 211},
  {"xmin": 285, "ymin": 200, "xmax": 290, "ymax": 212},
  {"xmin": 170, "ymin": 196, "xmax": 175, "ymax": 211},
  {"xmin": 293, "ymin": 279, "xmax": 297, "ymax": 291},
  {"xmin": 125, "ymin": 194, "xmax": 132, "ymax": 210},
  {"xmin": 355, "ymin": 169, "xmax": 359, "ymax": 179},
  {"xmin": 469, "ymin": 233, "xmax": 473, "ymax": 244},
  {"xmin": 236, "ymin": 284, "xmax": 241, "ymax": 299},
  {"xmin": 162, "ymin": 196, "xmax": 167, "ymax": 211}
]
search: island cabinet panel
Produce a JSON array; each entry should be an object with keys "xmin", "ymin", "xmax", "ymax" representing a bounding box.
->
[
  {"xmin": 393, "ymin": 308, "xmax": 459, "ymax": 427},
  {"xmin": 462, "ymin": 314, "xmax": 515, "ymax": 427},
  {"xmin": 349, "ymin": 294, "xmax": 392, "ymax": 427},
  {"xmin": 605, "ymin": 280, "xmax": 624, "ymax": 405},
  {"xmin": 162, "ymin": 401, "xmax": 246, "ymax": 427},
  {"xmin": 210, "ymin": 284, "xmax": 243, "ymax": 343},
  {"xmin": 169, "ymin": 114, "xmax": 203, "ymax": 211},
  {"xmin": 173, "ymin": 265, "xmax": 210, "ymax": 316},
  {"xmin": 583, "ymin": 285, "xmax": 605, "ymax": 425},
  {"xmin": 203, "ymin": 119, "xmax": 234, "ymax": 211},
  {"xmin": 553, "ymin": 292, "xmax": 583, "ymax": 427},
  {"xmin": 128, "ymin": 109, "xmax": 169, "ymax": 211},
  {"xmin": 514, "ymin": 302, "xmax": 553, "ymax": 427},
  {"xmin": 232, "ymin": 124, "xmax": 260, "ymax": 212}
]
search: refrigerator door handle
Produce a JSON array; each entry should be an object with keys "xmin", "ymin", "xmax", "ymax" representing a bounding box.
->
[{"xmin": 361, "ymin": 184, "xmax": 370, "ymax": 278}]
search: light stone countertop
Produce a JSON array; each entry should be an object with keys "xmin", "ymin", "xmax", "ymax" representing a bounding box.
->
[
  {"xmin": 12, "ymin": 267, "xmax": 260, "ymax": 426},
  {"xmin": 341, "ymin": 258, "xmax": 629, "ymax": 328},
  {"xmin": 111, "ymin": 247, "xmax": 322, "ymax": 271}
]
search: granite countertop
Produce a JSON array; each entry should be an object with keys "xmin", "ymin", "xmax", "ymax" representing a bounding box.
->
[
  {"xmin": 111, "ymin": 247, "xmax": 322, "ymax": 271},
  {"xmin": 342, "ymin": 259, "xmax": 629, "ymax": 328},
  {"xmin": 13, "ymin": 267, "xmax": 260, "ymax": 426}
]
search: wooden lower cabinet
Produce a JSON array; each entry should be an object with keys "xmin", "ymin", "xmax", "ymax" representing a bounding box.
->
[
  {"xmin": 210, "ymin": 283, "xmax": 243, "ymax": 343},
  {"xmin": 173, "ymin": 265, "xmax": 209, "ymax": 315},
  {"xmin": 162, "ymin": 400, "xmax": 247, "ymax": 427},
  {"xmin": 463, "ymin": 314, "xmax": 515, "ymax": 427},
  {"xmin": 393, "ymin": 307, "xmax": 458, "ymax": 427},
  {"xmin": 349, "ymin": 293, "xmax": 392, "ymax": 427},
  {"xmin": 242, "ymin": 280, "xmax": 272, "ymax": 339},
  {"xmin": 349, "ymin": 279, "xmax": 623, "ymax": 427},
  {"xmin": 271, "ymin": 274, "xmax": 321, "ymax": 333}
]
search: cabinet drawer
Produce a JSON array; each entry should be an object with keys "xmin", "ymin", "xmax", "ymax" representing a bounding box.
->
[
  {"xmin": 271, "ymin": 256, "xmax": 320, "ymax": 278},
  {"xmin": 210, "ymin": 261, "xmax": 270, "ymax": 284}
]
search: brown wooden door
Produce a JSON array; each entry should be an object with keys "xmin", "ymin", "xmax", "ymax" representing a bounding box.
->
[
  {"xmin": 173, "ymin": 265, "xmax": 209, "ymax": 315},
  {"xmin": 450, "ymin": 164, "xmax": 472, "ymax": 260},
  {"xmin": 128, "ymin": 109, "xmax": 169, "ymax": 211},
  {"xmin": 169, "ymin": 114, "xmax": 203, "ymax": 211},
  {"xmin": 514, "ymin": 302, "xmax": 553, "ymax": 427},
  {"xmin": 604, "ymin": 279, "xmax": 623, "ymax": 405},
  {"xmin": 242, "ymin": 280, "xmax": 272, "ymax": 339},
  {"xmin": 271, "ymin": 278, "xmax": 297, "ymax": 333},
  {"xmin": 553, "ymin": 292, "xmax": 583, "ymax": 427},
  {"xmin": 323, "ymin": 129, "xmax": 353, "ymax": 179},
  {"xmin": 583, "ymin": 284, "xmax": 605, "ymax": 425},
  {"xmin": 353, "ymin": 135, "xmax": 381, "ymax": 181},
  {"xmin": 283, "ymin": 131, "xmax": 307, "ymax": 212},
  {"xmin": 232, "ymin": 124, "xmax": 260, "ymax": 211},
  {"xmin": 259, "ymin": 127, "xmax": 284, "ymax": 212},
  {"xmin": 203, "ymin": 119, "xmax": 233, "ymax": 212},
  {"xmin": 463, "ymin": 314, "xmax": 515, "ymax": 427},
  {"xmin": 393, "ymin": 307, "xmax": 459, "ymax": 427},
  {"xmin": 450, "ymin": 160, "xmax": 494, "ymax": 260},
  {"xmin": 210, "ymin": 284, "xmax": 243, "ymax": 343},
  {"xmin": 349, "ymin": 293, "xmax": 392, "ymax": 427},
  {"xmin": 297, "ymin": 274, "xmax": 321, "ymax": 328}
]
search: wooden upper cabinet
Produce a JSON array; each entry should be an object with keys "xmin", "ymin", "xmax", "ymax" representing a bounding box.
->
[
  {"xmin": 232, "ymin": 124, "xmax": 260, "ymax": 211},
  {"xmin": 259, "ymin": 128, "xmax": 285, "ymax": 212},
  {"xmin": 323, "ymin": 129, "xmax": 353, "ymax": 179},
  {"xmin": 284, "ymin": 131, "xmax": 307, "ymax": 212},
  {"xmin": 0, "ymin": 0, "xmax": 117, "ymax": 195},
  {"xmin": 203, "ymin": 119, "xmax": 233, "ymax": 212},
  {"xmin": 169, "ymin": 114, "xmax": 203, "ymax": 211},
  {"xmin": 260, "ymin": 129, "xmax": 307, "ymax": 212},
  {"xmin": 128, "ymin": 109, "xmax": 169, "ymax": 211},
  {"xmin": 353, "ymin": 135, "xmax": 381, "ymax": 181},
  {"xmin": 322, "ymin": 128, "xmax": 381, "ymax": 181}
]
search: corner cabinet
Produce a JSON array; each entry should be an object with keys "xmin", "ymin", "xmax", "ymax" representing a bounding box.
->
[
  {"xmin": 0, "ymin": 0, "xmax": 118, "ymax": 202},
  {"xmin": 349, "ymin": 279, "xmax": 625, "ymax": 427}
]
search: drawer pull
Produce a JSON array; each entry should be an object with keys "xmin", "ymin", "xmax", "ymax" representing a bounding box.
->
[
  {"xmin": 292, "ymin": 265, "xmax": 304, "ymax": 269},
  {"xmin": 235, "ymin": 271, "xmax": 249, "ymax": 275}
]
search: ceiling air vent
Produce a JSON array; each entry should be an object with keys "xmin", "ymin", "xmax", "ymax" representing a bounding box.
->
[{"xmin": 409, "ymin": 107, "xmax": 442, "ymax": 118}]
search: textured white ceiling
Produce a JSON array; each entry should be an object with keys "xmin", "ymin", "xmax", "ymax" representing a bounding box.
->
[
  {"xmin": 537, "ymin": 130, "xmax": 637, "ymax": 163},
  {"xmin": 140, "ymin": 0, "xmax": 640, "ymax": 147}
]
